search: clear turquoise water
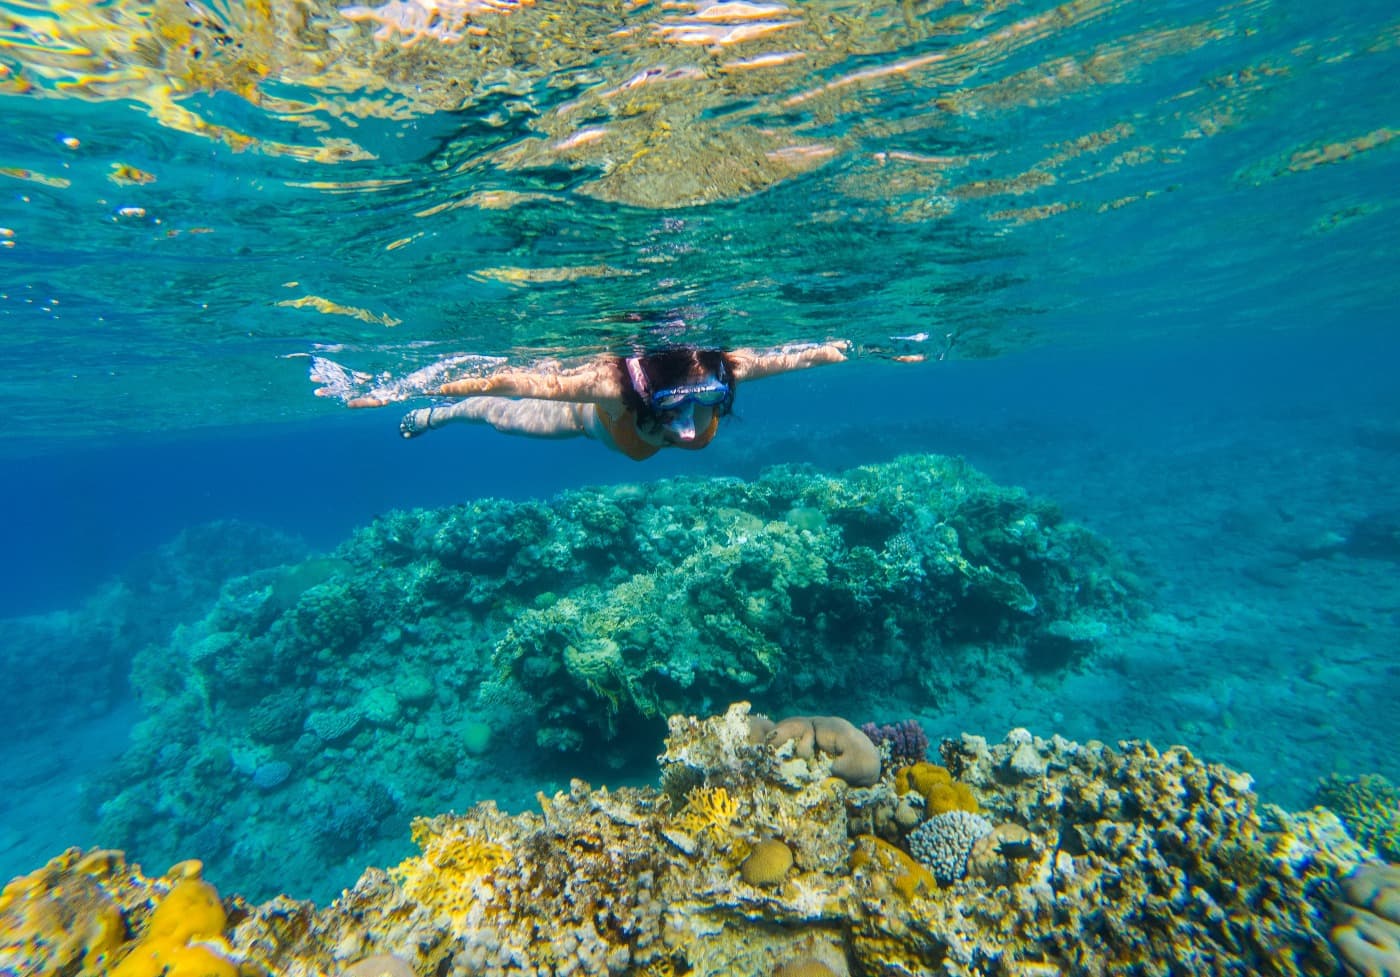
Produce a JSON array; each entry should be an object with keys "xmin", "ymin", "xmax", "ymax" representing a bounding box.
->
[{"xmin": 1, "ymin": 0, "xmax": 1398, "ymax": 909}]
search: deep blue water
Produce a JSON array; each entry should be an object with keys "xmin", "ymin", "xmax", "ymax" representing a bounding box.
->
[
  {"xmin": 3, "ymin": 324, "xmax": 1387, "ymax": 615},
  {"xmin": 6, "ymin": 323, "xmax": 1395, "ymax": 617}
]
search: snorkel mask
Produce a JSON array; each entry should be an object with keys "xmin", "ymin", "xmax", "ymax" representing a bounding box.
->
[{"xmin": 625, "ymin": 356, "xmax": 732, "ymax": 441}]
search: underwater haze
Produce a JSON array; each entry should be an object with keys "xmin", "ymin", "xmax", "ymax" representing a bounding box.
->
[{"xmin": 2, "ymin": 0, "xmax": 1399, "ymax": 973}]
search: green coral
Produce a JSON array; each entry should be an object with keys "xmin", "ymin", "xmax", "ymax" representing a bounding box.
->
[
  {"xmin": 92, "ymin": 453, "xmax": 1145, "ymax": 901},
  {"xmin": 492, "ymin": 455, "xmax": 1144, "ymax": 750},
  {"xmin": 1316, "ymin": 773, "xmax": 1400, "ymax": 861}
]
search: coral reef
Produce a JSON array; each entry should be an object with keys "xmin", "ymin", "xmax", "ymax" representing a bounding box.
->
[
  {"xmin": 1332, "ymin": 862, "xmax": 1400, "ymax": 977},
  {"xmin": 893, "ymin": 761, "xmax": 980, "ymax": 815},
  {"xmin": 860, "ymin": 719, "xmax": 929, "ymax": 769},
  {"xmin": 14, "ymin": 705, "xmax": 1371, "ymax": 977},
  {"xmin": 740, "ymin": 839, "xmax": 794, "ymax": 887},
  {"xmin": 907, "ymin": 810, "xmax": 994, "ymax": 884},
  {"xmin": 762, "ymin": 715, "xmax": 882, "ymax": 787},
  {"xmin": 1318, "ymin": 774, "xmax": 1400, "ymax": 862},
  {"xmin": 86, "ymin": 455, "xmax": 1144, "ymax": 899},
  {"xmin": 486, "ymin": 455, "xmax": 1142, "ymax": 750},
  {"xmin": 1, "ymin": 520, "xmax": 307, "ymax": 737},
  {"xmin": 108, "ymin": 862, "xmax": 238, "ymax": 977}
]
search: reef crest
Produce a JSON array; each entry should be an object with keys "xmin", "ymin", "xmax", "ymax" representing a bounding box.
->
[{"xmin": 6, "ymin": 704, "xmax": 1373, "ymax": 977}]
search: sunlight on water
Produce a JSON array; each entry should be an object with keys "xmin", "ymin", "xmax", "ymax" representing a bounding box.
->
[{"xmin": 0, "ymin": 0, "xmax": 1395, "ymax": 445}]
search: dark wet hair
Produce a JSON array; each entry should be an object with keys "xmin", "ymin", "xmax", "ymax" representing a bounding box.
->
[{"xmin": 618, "ymin": 348, "xmax": 736, "ymax": 420}]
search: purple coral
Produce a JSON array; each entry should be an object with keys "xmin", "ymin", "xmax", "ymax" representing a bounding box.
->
[{"xmin": 860, "ymin": 719, "xmax": 929, "ymax": 768}]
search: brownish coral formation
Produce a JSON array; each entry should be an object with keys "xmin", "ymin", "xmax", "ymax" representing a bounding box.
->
[
  {"xmin": 1332, "ymin": 862, "xmax": 1400, "ymax": 977},
  {"xmin": 1, "ymin": 704, "xmax": 1368, "ymax": 976},
  {"xmin": 759, "ymin": 715, "xmax": 882, "ymax": 788}
]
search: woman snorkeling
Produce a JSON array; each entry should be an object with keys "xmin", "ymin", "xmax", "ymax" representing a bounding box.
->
[{"xmin": 318, "ymin": 342, "xmax": 849, "ymax": 461}]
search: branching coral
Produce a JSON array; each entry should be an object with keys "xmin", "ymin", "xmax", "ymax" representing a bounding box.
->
[
  {"xmin": 392, "ymin": 817, "xmax": 510, "ymax": 929},
  {"xmin": 673, "ymin": 786, "xmax": 740, "ymax": 841}
]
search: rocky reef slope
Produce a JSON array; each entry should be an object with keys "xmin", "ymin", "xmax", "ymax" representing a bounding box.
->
[{"xmin": 6, "ymin": 705, "xmax": 1384, "ymax": 977}]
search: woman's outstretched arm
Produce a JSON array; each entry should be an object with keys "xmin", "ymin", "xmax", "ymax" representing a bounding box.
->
[
  {"xmin": 437, "ymin": 356, "xmax": 625, "ymax": 404},
  {"xmin": 727, "ymin": 341, "xmax": 849, "ymax": 383}
]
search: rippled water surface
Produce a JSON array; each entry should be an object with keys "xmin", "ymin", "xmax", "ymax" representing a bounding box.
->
[{"xmin": 2, "ymin": 0, "xmax": 1395, "ymax": 448}]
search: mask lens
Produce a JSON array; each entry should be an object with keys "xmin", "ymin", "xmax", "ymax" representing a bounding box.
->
[{"xmin": 652, "ymin": 381, "xmax": 727, "ymax": 411}]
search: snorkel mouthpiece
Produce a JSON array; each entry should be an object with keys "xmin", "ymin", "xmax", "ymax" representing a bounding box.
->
[{"xmin": 664, "ymin": 401, "xmax": 698, "ymax": 441}]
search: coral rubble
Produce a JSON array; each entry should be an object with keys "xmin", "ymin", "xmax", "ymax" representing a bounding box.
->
[
  {"xmin": 9, "ymin": 704, "xmax": 1373, "ymax": 977},
  {"xmin": 89, "ymin": 455, "xmax": 1143, "ymax": 898}
]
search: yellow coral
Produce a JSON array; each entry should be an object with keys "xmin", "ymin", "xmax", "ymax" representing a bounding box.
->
[
  {"xmin": 145, "ymin": 876, "xmax": 227, "ymax": 944},
  {"xmin": 674, "ymin": 785, "xmax": 739, "ymax": 839},
  {"xmin": 109, "ymin": 867, "xmax": 237, "ymax": 977},
  {"xmin": 894, "ymin": 762, "xmax": 979, "ymax": 814},
  {"xmin": 0, "ymin": 854, "xmax": 125, "ymax": 977},
  {"xmin": 740, "ymin": 839, "xmax": 794, "ymax": 887},
  {"xmin": 112, "ymin": 941, "xmax": 238, "ymax": 977},
  {"xmin": 393, "ymin": 817, "xmax": 510, "ymax": 930},
  {"xmin": 850, "ymin": 835, "xmax": 935, "ymax": 902}
]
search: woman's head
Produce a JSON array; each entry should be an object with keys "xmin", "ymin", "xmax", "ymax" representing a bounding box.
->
[{"xmin": 621, "ymin": 348, "xmax": 735, "ymax": 443}]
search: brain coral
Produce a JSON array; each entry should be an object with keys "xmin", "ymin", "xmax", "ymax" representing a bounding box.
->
[{"xmin": 741, "ymin": 839, "xmax": 794, "ymax": 887}]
